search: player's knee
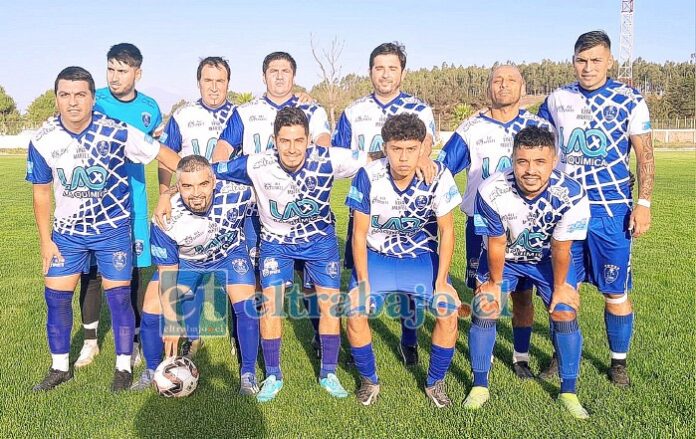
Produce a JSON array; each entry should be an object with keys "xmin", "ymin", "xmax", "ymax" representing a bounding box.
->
[
  {"xmin": 142, "ymin": 281, "xmax": 161, "ymax": 314},
  {"xmin": 347, "ymin": 314, "xmax": 369, "ymax": 335},
  {"xmin": 604, "ymin": 293, "xmax": 632, "ymax": 315},
  {"xmin": 550, "ymin": 303, "xmax": 576, "ymax": 322},
  {"xmin": 472, "ymin": 292, "xmax": 500, "ymax": 320}
]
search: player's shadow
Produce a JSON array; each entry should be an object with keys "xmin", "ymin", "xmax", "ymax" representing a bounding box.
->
[{"xmin": 133, "ymin": 347, "xmax": 266, "ymax": 437}]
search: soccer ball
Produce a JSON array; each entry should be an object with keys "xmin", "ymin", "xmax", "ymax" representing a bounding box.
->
[{"xmin": 153, "ymin": 356, "xmax": 199, "ymax": 397}]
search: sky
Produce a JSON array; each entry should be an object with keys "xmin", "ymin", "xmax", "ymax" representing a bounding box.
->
[{"xmin": 1, "ymin": 0, "xmax": 693, "ymax": 113}]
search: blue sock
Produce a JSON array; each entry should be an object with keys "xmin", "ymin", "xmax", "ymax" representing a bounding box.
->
[
  {"xmin": 400, "ymin": 295, "xmax": 420, "ymax": 347},
  {"xmin": 605, "ymin": 311, "xmax": 634, "ymax": 359},
  {"xmin": 512, "ymin": 326, "xmax": 532, "ymax": 357},
  {"xmin": 141, "ymin": 312, "xmax": 163, "ymax": 371},
  {"xmin": 302, "ymin": 294, "xmax": 320, "ymax": 336},
  {"xmin": 553, "ymin": 312, "xmax": 583, "ymax": 394},
  {"xmin": 320, "ymin": 334, "xmax": 340, "ymax": 378},
  {"xmin": 426, "ymin": 344, "xmax": 455, "ymax": 387},
  {"xmin": 233, "ymin": 300, "xmax": 259, "ymax": 375},
  {"xmin": 469, "ymin": 317, "xmax": 497, "ymax": 387},
  {"xmin": 45, "ymin": 288, "xmax": 73, "ymax": 354},
  {"xmin": 180, "ymin": 291, "xmax": 202, "ymax": 340},
  {"xmin": 261, "ymin": 338, "xmax": 282, "ymax": 380},
  {"xmin": 105, "ymin": 286, "xmax": 135, "ymax": 355},
  {"xmin": 351, "ymin": 343, "xmax": 378, "ymax": 384}
]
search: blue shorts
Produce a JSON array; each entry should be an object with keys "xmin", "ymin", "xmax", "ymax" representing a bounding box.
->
[
  {"xmin": 48, "ymin": 226, "xmax": 133, "ymax": 281},
  {"xmin": 154, "ymin": 246, "xmax": 255, "ymax": 290},
  {"xmin": 259, "ymin": 234, "xmax": 341, "ymax": 289},
  {"xmin": 476, "ymin": 250, "xmax": 577, "ymax": 307},
  {"xmin": 572, "ymin": 214, "xmax": 632, "ymax": 295},
  {"xmin": 349, "ymin": 250, "xmax": 439, "ymax": 297},
  {"xmin": 244, "ymin": 215, "xmax": 261, "ymax": 270}
]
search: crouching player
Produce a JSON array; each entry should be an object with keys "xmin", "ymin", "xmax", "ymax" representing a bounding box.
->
[
  {"xmin": 463, "ymin": 126, "xmax": 591, "ymax": 418},
  {"xmin": 209, "ymin": 107, "xmax": 368, "ymax": 402},
  {"xmin": 135, "ymin": 155, "xmax": 260, "ymax": 395},
  {"xmin": 27, "ymin": 66, "xmax": 180, "ymax": 391},
  {"xmin": 344, "ymin": 113, "xmax": 462, "ymax": 407}
]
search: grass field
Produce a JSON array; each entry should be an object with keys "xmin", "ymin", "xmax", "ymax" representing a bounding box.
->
[{"xmin": 0, "ymin": 152, "xmax": 693, "ymax": 438}]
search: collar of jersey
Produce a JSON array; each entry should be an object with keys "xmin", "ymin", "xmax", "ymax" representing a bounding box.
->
[
  {"xmin": 386, "ymin": 163, "xmax": 418, "ymax": 195},
  {"xmin": 577, "ymin": 78, "xmax": 615, "ymax": 98},
  {"xmin": 263, "ymin": 95, "xmax": 297, "ymax": 110},
  {"xmin": 371, "ymin": 91, "xmax": 407, "ymax": 111},
  {"xmin": 478, "ymin": 109, "xmax": 526, "ymax": 129},
  {"xmin": 58, "ymin": 113, "xmax": 95, "ymax": 139},
  {"xmin": 106, "ymin": 88, "xmax": 139, "ymax": 104},
  {"xmin": 198, "ymin": 98, "xmax": 231, "ymax": 113}
]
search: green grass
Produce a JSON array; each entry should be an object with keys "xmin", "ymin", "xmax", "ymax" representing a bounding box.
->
[{"xmin": 0, "ymin": 152, "xmax": 693, "ymax": 438}]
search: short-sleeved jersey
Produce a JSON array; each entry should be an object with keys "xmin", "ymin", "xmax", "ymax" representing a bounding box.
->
[
  {"xmin": 345, "ymin": 159, "xmax": 461, "ymax": 258},
  {"xmin": 474, "ymin": 169, "xmax": 590, "ymax": 263},
  {"xmin": 26, "ymin": 112, "xmax": 160, "ymax": 235},
  {"xmin": 213, "ymin": 146, "xmax": 366, "ymax": 244},
  {"xmin": 160, "ymin": 99, "xmax": 234, "ymax": 160},
  {"xmin": 538, "ymin": 79, "xmax": 651, "ymax": 217},
  {"xmin": 438, "ymin": 109, "xmax": 551, "ymax": 216},
  {"xmin": 94, "ymin": 88, "xmax": 162, "ymax": 135},
  {"xmin": 332, "ymin": 92, "xmax": 436, "ymax": 152},
  {"xmin": 218, "ymin": 96, "xmax": 330, "ymax": 156},
  {"xmin": 150, "ymin": 181, "xmax": 254, "ymax": 266}
]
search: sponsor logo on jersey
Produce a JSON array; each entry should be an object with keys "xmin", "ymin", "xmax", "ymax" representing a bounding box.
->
[
  {"xmin": 50, "ymin": 256, "xmax": 65, "ymax": 268},
  {"xmin": 557, "ymin": 105, "xmax": 574, "ymax": 113},
  {"xmin": 249, "ymin": 114, "xmax": 267, "ymax": 122},
  {"xmin": 159, "ymin": 132, "xmax": 169, "ymax": 143},
  {"xmin": 473, "ymin": 214, "xmax": 488, "ymax": 229},
  {"xmin": 603, "ymin": 264, "xmax": 620, "ymax": 284},
  {"xmin": 262, "ymin": 257, "xmax": 280, "ymax": 277},
  {"xmin": 372, "ymin": 195, "xmax": 388, "ymax": 205},
  {"xmin": 355, "ymin": 115, "xmax": 372, "ymax": 123},
  {"xmin": 445, "ymin": 186, "xmax": 459, "ymax": 203},
  {"xmin": 264, "ymin": 182, "xmax": 284, "ymax": 191},
  {"xmin": 51, "ymin": 146, "xmax": 69, "ymax": 159},
  {"xmin": 252, "ymin": 157, "xmax": 277, "ymax": 170},
  {"xmin": 347, "ymin": 186, "xmax": 363, "ymax": 203},
  {"xmin": 567, "ymin": 218, "xmax": 589, "ymax": 233},
  {"xmin": 371, "ymin": 215, "xmax": 423, "ymax": 233},
  {"xmin": 489, "ymin": 185, "xmax": 512, "ymax": 202},
  {"xmin": 270, "ymin": 199, "xmax": 320, "ymax": 221},
  {"xmin": 216, "ymin": 161, "xmax": 228, "ymax": 174},
  {"xmin": 476, "ymin": 135, "xmax": 496, "ymax": 146},
  {"xmin": 500, "ymin": 213, "xmax": 518, "ymax": 222},
  {"xmin": 151, "ymin": 245, "xmax": 168, "ymax": 259},
  {"xmin": 188, "ymin": 120, "xmax": 205, "ymax": 128},
  {"xmin": 232, "ymin": 258, "xmax": 250, "ymax": 274},
  {"xmin": 548, "ymin": 186, "xmax": 570, "ymax": 204},
  {"xmin": 112, "ymin": 251, "xmax": 128, "ymax": 271}
]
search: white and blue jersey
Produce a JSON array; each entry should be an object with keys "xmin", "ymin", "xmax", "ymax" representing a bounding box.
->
[
  {"xmin": 474, "ymin": 169, "xmax": 590, "ymax": 264},
  {"xmin": 95, "ymin": 87, "xmax": 163, "ymax": 267},
  {"xmin": 346, "ymin": 159, "xmax": 461, "ymax": 258},
  {"xmin": 538, "ymin": 79, "xmax": 651, "ymax": 217},
  {"xmin": 160, "ymin": 99, "xmax": 234, "ymax": 160},
  {"xmin": 438, "ymin": 109, "xmax": 552, "ymax": 216},
  {"xmin": 213, "ymin": 146, "xmax": 367, "ymax": 244},
  {"xmin": 218, "ymin": 95, "xmax": 330, "ymax": 156},
  {"xmin": 332, "ymin": 92, "xmax": 436, "ymax": 153}
]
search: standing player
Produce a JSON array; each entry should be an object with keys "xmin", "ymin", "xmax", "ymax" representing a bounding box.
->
[
  {"xmin": 75, "ymin": 43, "xmax": 163, "ymax": 368},
  {"xmin": 464, "ymin": 126, "xmax": 590, "ymax": 419},
  {"xmin": 134, "ymin": 155, "xmax": 260, "ymax": 395},
  {"xmin": 212, "ymin": 51, "xmax": 331, "ymax": 355},
  {"xmin": 438, "ymin": 65, "xmax": 552, "ymax": 379},
  {"xmin": 333, "ymin": 42, "xmax": 437, "ymax": 366},
  {"xmin": 344, "ymin": 113, "xmax": 462, "ymax": 407},
  {"xmin": 538, "ymin": 31, "xmax": 654, "ymax": 386},
  {"xmin": 27, "ymin": 66, "xmax": 179, "ymax": 391},
  {"xmin": 209, "ymin": 107, "xmax": 367, "ymax": 402}
]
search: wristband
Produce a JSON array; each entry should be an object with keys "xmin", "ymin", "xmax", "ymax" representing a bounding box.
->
[{"xmin": 637, "ymin": 198, "xmax": 651, "ymax": 208}]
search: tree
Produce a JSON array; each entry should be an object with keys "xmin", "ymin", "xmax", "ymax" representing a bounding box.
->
[
  {"xmin": 228, "ymin": 91, "xmax": 254, "ymax": 105},
  {"xmin": 25, "ymin": 90, "xmax": 56, "ymax": 125},
  {"xmin": 452, "ymin": 103, "xmax": 474, "ymax": 125},
  {"xmin": 0, "ymin": 85, "xmax": 18, "ymax": 116},
  {"xmin": 0, "ymin": 85, "xmax": 22, "ymax": 134},
  {"xmin": 310, "ymin": 34, "xmax": 345, "ymax": 129},
  {"xmin": 664, "ymin": 75, "xmax": 695, "ymax": 118}
]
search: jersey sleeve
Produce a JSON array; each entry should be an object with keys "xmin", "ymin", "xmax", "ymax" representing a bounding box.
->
[
  {"xmin": 213, "ymin": 156, "xmax": 252, "ymax": 185},
  {"xmin": 537, "ymin": 97, "xmax": 556, "ymax": 128},
  {"xmin": 419, "ymin": 106, "xmax": 437, "ymax": 140},
  {"xmin": 329, "ymin": 147, "xmax": 368, "ymax": 178},
  {"xmin": 309, "ymin": 106, "xmax": 331, "ymax": 144},
  {"xmin": 26, "ymin": 141, "xmax": 52, "ymax": 184},
  {"xmin": 345, "ymin": 167, "xmax": 371, "ymax": 214},
  {"xmin": 160, "ymin": 115, "xmax": 183, "ymax": 153},
  {"xmin": 553, "ymin": 193, "xmax": 590, "ymax": 241},
  {"xmin": 473, "ymin": 190, "xmax": 504, "ymax": 237},
  {"xmin": 331, "ymin": 111, "xmax": 352, "ymax": 149},
  {"xmin": 150, "ymin": 223, "xmax": 179, "ymax": 266},
  {"xmin": 124, "ymin": 125, "xmax": 160, "ymax": 164},
  {"xmin": 218, "ymin": 109, "xmax": 244, "ymax": 155},
  {"xmin": 628, "ymin": 98, "xmax": 652, "ymax": 136},
  {"xmin": 437, "ymin": 131, "xmax": 471, "ymax": 176},
  {"xmin": 432, "ymin": 168, "xmax": 462, "ymax": 217}
]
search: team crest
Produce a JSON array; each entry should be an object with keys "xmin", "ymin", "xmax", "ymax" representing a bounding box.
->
[
  {"xmin": 232, "ymin": 258, "xmax": 249, "ymax": 274},
  {"xmin": 603, "ymin": 264, "xmax": 620, "ymax": 284},
  {"xmin": 602, "ymin": 105, "xmax": 618, "ymax": 122},
  {"xmin": 96, "ymin": 140, "xmax": 110, "ymax": 157},
  {"xmin": 141, "ymin": 112, "xmax": 152, "ymax": 128},
  {"xmin": 134, "ymin": 240, "xmax": 144, "ymax": 256},
  {"xmin": 326, "ymin": 261, "xmax": 339, "ymax": 278},
  {"xmin": 305, "ymin": 176, "xmax": 318, "ymax": 192},
  {"xmin": 414, "ymin": 195, "xmax": 428, "ymax": 210},
  {"xmin": 112, "ymin": 251, "xmax": 128, "ymax": 271},
  {"xmin": 226, "ymin": 208, "xmax": 240, "ymax": 221},
  {"xmin": 262, "ymin": 257, "xmax": 280, "ymax": 277}
]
